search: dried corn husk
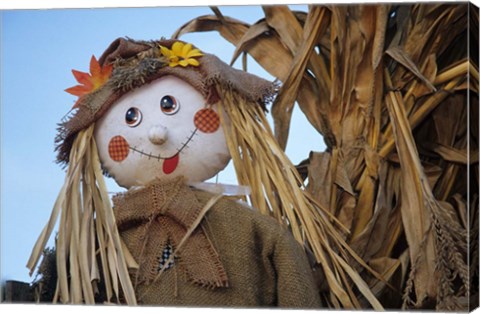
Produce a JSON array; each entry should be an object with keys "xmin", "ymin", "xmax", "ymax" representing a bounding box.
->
[{"xmin": 174, "ymin": 3, "xmax": 478, "ymax": 310}]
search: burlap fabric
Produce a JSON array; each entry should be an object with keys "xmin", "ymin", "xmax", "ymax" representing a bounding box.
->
[
  {"xmin": 113, "ymin": 176, "xmax": 228, "ymax": 289},
  {"xmin": 56, "ymin": 38, "xmax": 275, "ymax": 165},
  {"xmin": 112, "ymin": 177, "xmax": 322, "ymax": 308}
]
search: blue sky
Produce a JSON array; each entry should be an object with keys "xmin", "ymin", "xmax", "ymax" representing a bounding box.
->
[{"xmin": 1, "ymin": 5, "xmax": 326, "ymax": 284}]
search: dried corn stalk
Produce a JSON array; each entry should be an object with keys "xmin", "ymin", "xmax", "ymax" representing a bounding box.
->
[{"xmin": 174, "ymin": 3, "xmax": 479, "ymax": 310}]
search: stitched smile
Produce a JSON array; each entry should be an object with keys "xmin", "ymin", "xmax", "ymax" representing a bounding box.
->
[{"xmin": 129, "ymin": 128, "xmax": 198, "ymax": 161}]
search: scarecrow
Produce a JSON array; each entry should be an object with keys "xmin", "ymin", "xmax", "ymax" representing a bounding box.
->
[{"xmin": 27, "ymin": 38, "xmax": 322, "ymax": 307}]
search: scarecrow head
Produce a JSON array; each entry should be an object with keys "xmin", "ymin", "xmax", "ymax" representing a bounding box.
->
[{"xmin": 58, "ymin": 38, "xmax": 274, "ymax": 188}]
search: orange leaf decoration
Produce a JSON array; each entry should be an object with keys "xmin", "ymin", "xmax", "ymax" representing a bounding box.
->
[{"xmin": 65, "ymin": 56, "xmax": 113, "ymax": 108}]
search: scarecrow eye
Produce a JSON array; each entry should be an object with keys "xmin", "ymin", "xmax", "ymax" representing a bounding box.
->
[
  {"xmin": 125, "ymin": 107, "xmax": 142, "ymax": 127},
  {"xmin": 160, "ymin": 95, "xmax": 180, "ymax": 115}
]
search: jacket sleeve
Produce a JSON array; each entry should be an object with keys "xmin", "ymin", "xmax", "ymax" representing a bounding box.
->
[{"xmin": 273, "ymin": 230, "xmax": 323, "ymax": 308}]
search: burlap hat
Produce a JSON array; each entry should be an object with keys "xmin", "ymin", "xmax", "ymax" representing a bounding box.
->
[{"xmin": 56, "ymin": 37, "xmax": 275, "ymax": 165}]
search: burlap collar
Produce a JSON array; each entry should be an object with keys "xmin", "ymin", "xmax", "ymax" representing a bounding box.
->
[
  {"xmin": 112, "ymin": 176, "xmax": 229, "ymax": 290},
  {"xmin": 114, "ymin": 176, "xmax": 202, "ymax": 230}
]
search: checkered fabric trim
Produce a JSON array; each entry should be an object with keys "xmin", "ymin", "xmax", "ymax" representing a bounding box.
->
[
  {"xmin": 158, "ymin": 243, "xmax": 175, "ymax": 271},
  {"xmin": 108, "ymin": 135, "xmax": 130, "ymax": 162},
  {"xmin": 194, "ymin": 108, "xmax": 220, "ymax": 133}
]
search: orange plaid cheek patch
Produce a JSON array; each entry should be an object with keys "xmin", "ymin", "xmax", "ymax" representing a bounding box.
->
[
  {"xmin": 194, "ymin": 108, "xmax": 220, "ymax": 133},
  {"xmin": 108, "ymin": 135, "xmax": 130, "ymax": 162}
]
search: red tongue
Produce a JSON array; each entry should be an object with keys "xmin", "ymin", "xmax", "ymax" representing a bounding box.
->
[{"xmin": 163, "ymin": 154, "xmax": 179, "ymax": 174}]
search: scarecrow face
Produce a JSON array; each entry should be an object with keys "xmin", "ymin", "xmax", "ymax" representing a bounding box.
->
[{"xmin": 94, "ymin": 75, "xmax": 231, "ymax": 188}]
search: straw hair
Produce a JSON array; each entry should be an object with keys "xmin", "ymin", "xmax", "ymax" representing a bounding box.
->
[
  {"xmin": 27, "ymin": 124, "xmax": 138, "ymax": 305},
  {"xmin": 216, "ymin": 86, "xmax": 384, "ymax": 310}
]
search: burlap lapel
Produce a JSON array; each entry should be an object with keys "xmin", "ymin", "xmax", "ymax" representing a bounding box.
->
[{"xmin": 113, "ymin": 177, "xmax": 229, "ymax": 289}]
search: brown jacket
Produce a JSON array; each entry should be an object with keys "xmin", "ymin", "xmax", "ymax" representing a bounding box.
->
[{"xmin": 113, "ymin": 178, "xmax": 322, "ymax": 308}]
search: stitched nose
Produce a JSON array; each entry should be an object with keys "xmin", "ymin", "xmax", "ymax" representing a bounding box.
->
[{"xmin": 149, "ymin": 125, "xmax": 168, "ymax": 145}]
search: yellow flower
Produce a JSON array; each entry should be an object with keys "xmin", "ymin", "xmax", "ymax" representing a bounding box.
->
[{"xmin": 160, "ymin": 42, "xmax": 203, "ymax": 68}]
